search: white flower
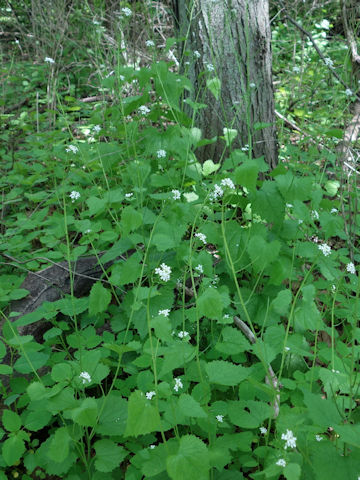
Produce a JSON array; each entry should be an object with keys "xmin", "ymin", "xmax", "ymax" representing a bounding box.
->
[
  {"xmin": 318, "ymin": 243, "xmax": 331, "ymax": 257},
  {"xmin": 276, "ymin": 459, "xmax": 286, "ymax": 467},
  {"xmin": 331, "ymin": 208, "xmax": 338, "ymax": 213},
  {"xmin": 178, "ymin": 331, "xmax": 189, "ymax": 339},
  {"xmin": 331, "ymin": 284, "xmax": 336, "ymax": 292},
  {"xmin": 125, "ymin": 192, "xmax": 133, "ymax": 198},
  {"xmin": 285, "ymin": 346, "xmax": 290, "ymax": 352},
  {"xmin": 194, "ymin": 50, "xmax": 201, "ymax": 58},
  {"xmin": 311, "ymin": 210, "xmax": 319, "ymax": 220},
  {"xmin": 209, "ymin": 184, "xmax": 224, "ymax": 201},
  {"xmin": 324, "ymin": 57, "xmax": 334, "ymax": 68},
  {"xmin": 292, "ymin": 66, "xmax": 300, "ymax": 72},
  {"xmin": 298, "ymin": 219, "xmax": 303, "ymax": 224},
  {"xmin": 286, "ymin": 203, "xmax": 294, "ymax": 208},
  {"xmin": 346, "ymin": 262, "xmax": 356, "ymax": 274},
  {"xmin": 223, "ymin": 314, "xmax": 230, "ymax": 319},
  {"xmin": 172, "ymin": 189, "xmax": 181, "ymax": 200},
  {"xmin": 174, "ymin": 377, "xmax": 183, "ymax": 392},
  {"xmin": 259, "ymin": 427, "xmax": 267, "ymax": 435},
  {"xmin": 331, "ymin": 369, "xmax": 340, "ymax": 374},
  {"xmin": 221, "ymin": 178, "xmax": 235, "ymax": 189},
  {"xmin": 146, "ymin": 40, "xmax": 155, "ymax": 47},
  {"xmin": 345, "ymin": 88, "xmax": 353, "ymax": 96},
  {"xmin": 84, "ymin": 229, "xmax": 91, "ymax": 234},
  {"xmin": 79, "ymin": 371, "xmax": 91, "ymax": 384},
  {"xmin": 149, "ymin": 445, "xmax": 156, "ymax": 449},
  {"xmin": 66, "ymin": 145, "xmax": 79, "ymax": 154},
  {"xmin": 121, "ymin": 7, "xmax": 132, "ymax": 17},
  {"xmin": 92, "ymin": 125, "xmax": 101, "ymax": 133},
  {"xmin": 195, "ymin": 264, "xmax": 203, "ymax": 274},
  {"xmin": 119, "ymin": 75, "xmax": 125, "ymax": 81},
  {"xmin": 69, "ymin": 191, "xmax": 81, "ymax": 202},
  {"xmin": 138, "ymin": 105, "xmax": 150, "ymax": 115},
  {"xmin": 155, "ymin": 263, "xmax": 172, "ymax": 282},
  {"xmin": 216, "ymin": 415, "xmax": 224, "ymax": 423},
  {"xmin": 45, "ymin": 57, "xmax": 55, "ymax": 64},
  {"xmin": 158, "ymin": 309, "xmax": 170, "ymax": 317},
  {"xmin": 281, "ymin": 429, "xmax": 297, "ymax": 449},
  {"xmin": 315, "ymin": 435, "xmax": 323, "ymax": 442},
  {"xmin": 206, "ymin": 63, "xmax": 215, "ymax": 72},
  {"xmin": 146, "ymin": 391, "xmax": 156, "ymax": 400},
  {"xmin": 249, "ymin": 82, "xmax": 256, "ymax": 88},
  {"xmin": 156, "ymin": 149, "xmax": 166, "ymax": 158},
  {"xmin": 241, "ymin": 144, "xmax": 249, "ymax": 151},
  {"xmin": 194, "ymin": 232, "xmax": 207, "ymax": 244}
]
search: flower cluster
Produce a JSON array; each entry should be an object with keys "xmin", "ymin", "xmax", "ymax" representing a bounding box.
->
[
  {"xmin": 259, "ymin": 427, "xmax": 267, "ymax": 435},
  {"xmin": 172, "ymin": 189, "xmax": 181, "ymax": 200},
  {"xmin": 121, "ymin": 7, "xmax": 132, "ymax": 17},
  {"xmin": 146, "ymin": 40, "xmax": 155, "ymax": 47},
  {"xmin": 178, "ymin": 331, "xmax": 189, "ymax": 339},
  {"xmin": 216, "ymin": 415, "xmax": 224, "ymax": 423},
  {"xmin": 156, "ymin": 149, "xmax": 166, "ymax": 158},
  {"xmin": 146, "ymin": 391, "xmax": 156, "ymax": 400},
  {"xmin": 45, "ymin": 57, "xmax": 55, "ymax": 64},
  {"xmin": 66, "ymin": 145, "xmax": 78, "ymax": 154},
  {"xmin": 79, "ymin": 371, "xmax": 91, "ymax": 384},
  {"xmin": 276, "ymin": 459, "xmax": 286, "ymax": 467},
  {"xmin": 69, "ymin": 191, "xmax": 81, "ymax": 202},
  {"xmin": 138, "ymin": 105, "xmax": 150, "ymax": 115},
  {"xmin": 318, "ymin": 243, "xmax": 331, "ymax": 257},
  {"xmin": 195, "ymin": 264, "xmax": 203, "ymax": 274},
  {"xmin": 174, "ymin": 377, "xmax": 183, "ymax": 392},
  {"xmin": 194, "ymin": 232, "xmax": 207, "ymax": 244},
  {"xmin": 158, "ymin": 309, "xmax": 170, "ymax": 317},
  {"xmin": 220, "ymin": 178, "xmax": 235, "ymax": 189},
  {"xmin": 209, "ymin": 184, "xmax": 224, "ymax": 201},
  {"xmin": 281, "ymin": 429, "xmax": 297, "ymax": 449},
  {"xmin": 155, "ymin": 263, "xmax": 171, "ymax": 282},
  {"xmin": 347, "ymin": 262, "xmax": 356, "ymax": 274}
]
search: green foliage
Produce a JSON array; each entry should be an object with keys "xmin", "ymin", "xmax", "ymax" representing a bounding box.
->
[{"xmin": 1, "ymin": 2, "xmax": 360, "ymax": 479}]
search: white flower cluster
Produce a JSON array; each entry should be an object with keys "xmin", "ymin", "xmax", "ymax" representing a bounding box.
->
[
  {"xmin": 146, "ymin": 40, "xmax": 155, "ymax": 47},
  {"xmin": 66, "ymin": 145, "xmax": 78, "ymax": 154},
  {"xmin": 79, "ymin": 371, "xmax": 91, "ymax": 384},
  {"xmin": 156, "ymin": 149, "xmax": 166, "ymax": 158},
  {"xmin": 174, "ymin": 377, "xmax": 183, "ymax": 392},
  {"xmin": 125, "ymin": 192, "xmax": 133, "ymax": 198},
  {"xmin": 324, "ymin": 57, "xmax": 334, "ymax": 68},
  {"xmin": 158, "ymin": 309, "xmax": 170, "ymax": 317},
  {"xmin": 45, "ymin": 57, "xmax": 55, "ymax": 64},
  {"xmin": 206, "ymin": 63, "xmax": 215, "ymax": 72},
  {"xmin": 178, "ymin": 331, "xmax": 189, "ymax": 339},
  {"xmin": 155, "ymin": 263, "xmax": 171, "ymax": 282},
  {"xmin": 259, "ymin": 427, "xmax": 267, "ymax": 435},
  {"xmin": 345, "ymin": 88, "xmax": 353, "ymax": 97},
  {"xmin": 216, "ymin": 415, "xmax": 224, "ymax": 423},
  {"xmin": 146, "ymin": 391, "xmax": 156, "ymax": 400},
  {"xmin": 281, "ymin": 429, "xmax": 297, "ymax": 449},
  {"xmin": 172, "ymin": 189, "xmax": 181, "ymax": 200},
  {"xmin": 121, "ymin": 7, "xmax": 132, "ymax": 17},
  {"xmin": 69, "ymin": 191, "xmax": 81, "ymax": 202},
  {"xmin": 347, "ymin": 262, "xmax": 356, "ymax": 274},
  {"xmin": 315, "ymin": 435, "xmax": 323, "ymax": 442},
  {"xmin": 209, "ymin": 184, "xmax": 224, "ymax": 201},
  {"xmin": 311, "ymin": 210, "xmax": 319, "ymax": 220},
  {"xmin": 195, "ymin": 264, "xmax": 203, "ymax": 274},
  {"xmin": 220, "ymin": 178, "xmax": 235, "ymax": 189},
  {"xmin": 276, "ymin": 459, "xmax": 286, "ymax": 467},
  {"xmin": 318, "ymin": 243, "xmax": 331, "ymax": 257},
  {"xmin": 138, "ymin": 105, "xmax": 150, "ymax": 115},
  {"xmin": 194, "ymin": 50, "xmax": 201, "ymax": 59},
  {"xmin": 194, "ymin": 232, "xmax": 207, "ymax": 244}
]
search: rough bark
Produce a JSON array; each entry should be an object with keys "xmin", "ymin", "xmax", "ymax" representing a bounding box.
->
[{"xmin": 174, "ymin": 0, "xmax": 278, "ymax": 167}]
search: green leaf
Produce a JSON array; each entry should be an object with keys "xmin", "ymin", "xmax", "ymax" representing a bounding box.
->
[
  {"xmin": 109, "ymin": 252, "xmax": 142, "ymax": 285},
  {"xmin": 167, "ymin": 435, "xmax": 209, "ymax": 480},
  {"xmin": 197, "ymin": 288, "xmax": 223, "ymax": 320},
  {"xmin": 2, "ymin": 434, "xmax": 25, "ymax": 466},
  {"xmin": 335, "ymin": 424, "xmax": 360, "ymax": 448},
  {"xmin": 14, "ymin": 352, "xmax": 49, "ymax": 374},
  {"xmin": 121, "ymin": 206, "xmax": 142, "ymax": 236},
  {"xmin": 284, "ymin": 463, "xmax": 301, "ymax": 480},
  {"xmin": 0, "ymin": 365, "xmax": 12, "ymax": 374},
  {"xmin": 247, "ymin": 235, "xmax": 281, "ymax": 272},
  {"xmin": 202, "ymin": 159, "xmax": 220, "ymax": 176},
  {"xmin": 125, "ymin": 390, "xmax": 161, "ymax": 437},
  {"xmin": 94, "ymin": 439, "xmax": 127, "ymax": 472},
  {"xmin": 87, "ymin": 196, "xmax": 107, "ymax": 216},
  {"xmin": 324, "ymin": 180, "xmax": 340, "ymax": 196},
  {"xmin": 228, "ymin": 400, "xmax": 272, "ymax": 428},
  {"xmin": 178, "ymin": 394, "xmax": 207, "ymax": 418},
  {"xmin": 48, "ymin": 427, "xmax": 71, "ymax": 463},
  {"xmin": 272, "ymin": 289, "xmax": 292, "ymax": 316},
  {"xmin": 51, "ymin": 363, "xmax": 72, "ymax": 382},
  {"xmin": 302, "ymin": 390, "xmax": 342, "ymax": 428},
  {"xmin": 235, "ymin": 160, "xmax": 259, "ymax": 192},
  {"xmin": 205, "ymin": 360, "xmax": 249, "ymax": 386},
  {"xmin": 2, "ymin": 410, "xmax": 21, "ymax": 432},
  {"xmin": 71, "ymin": 397, "xmax": 98, "ymax": 427},
  {"xmin": 96, "ymin": 393, "xmax": 128, "ymax": 436},
  {"xmin": 222, "ymin": 128, "xmax": 238, "ymax": 147},
  {"xmin": 206, "ymin": 77, "xmax": 221, "ymax": 100},
  {"xmin": 27, "ymin": 382, "xmax": 47, "ymax": 401},
  {"xmin": 89, "ymin": 282, "xmax": 112, "ymax": 315},
  {"xmin": 24, "ymin": 409, "xmax": 52, "ymax": 432}
]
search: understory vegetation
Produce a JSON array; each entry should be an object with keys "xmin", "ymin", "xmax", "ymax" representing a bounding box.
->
[{"xmin": 1, "ymin": 1, "xmax": 360, "ymax": 479}]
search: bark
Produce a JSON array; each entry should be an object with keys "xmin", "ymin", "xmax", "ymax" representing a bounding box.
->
[{"xmin": 174, "ymin": 0, "xmax": 278, "ymax": 167}]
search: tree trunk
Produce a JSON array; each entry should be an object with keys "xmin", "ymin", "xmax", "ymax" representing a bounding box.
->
[{"xmin": 173, "ymin": 0, "xmax": 278, "ymax": 168}]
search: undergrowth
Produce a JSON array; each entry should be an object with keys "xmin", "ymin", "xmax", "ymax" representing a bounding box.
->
[{"xmin": 0, "ymin": 2, "xmax": 360, "ymax": 480}]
